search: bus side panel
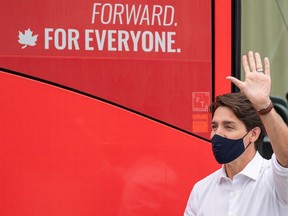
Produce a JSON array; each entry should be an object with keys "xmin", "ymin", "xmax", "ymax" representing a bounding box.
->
[
  {"xmin": 0, "ymin": 71, "xmax": 219, "ymax": 216},
  {"xmin": 0, "ymin": 0, "xmax": 213, "ymax": 137},
  {"xmin": 214, "ymin": 0, "xmax": 232, "ymax": 96}
]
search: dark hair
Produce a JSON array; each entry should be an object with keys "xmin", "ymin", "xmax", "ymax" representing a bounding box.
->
[{"xmin": 209, "ymin": 92, "xmax": 265, "ymax": 150}]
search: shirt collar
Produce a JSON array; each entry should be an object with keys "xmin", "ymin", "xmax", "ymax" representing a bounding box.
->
[
  {"xmin": 217, "ymin": 166, "xmax": 230, "ymax": 183},
  {"xmin": 238, "ymin": 152, "xmax": 263, "ymax": 180},
  {"xmin": 217, "ymin": 152, "xmax": 264, "ymax": 183}
]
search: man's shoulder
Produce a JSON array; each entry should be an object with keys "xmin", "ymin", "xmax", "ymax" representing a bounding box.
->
[{"xmin": 193, "ymin": 168, "xmax": 223, "ymax": 190}]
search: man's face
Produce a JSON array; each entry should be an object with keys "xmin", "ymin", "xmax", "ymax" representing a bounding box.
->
[{"xmin": 211, "ymin": 106, "xmax": 247, "ymax": 140}]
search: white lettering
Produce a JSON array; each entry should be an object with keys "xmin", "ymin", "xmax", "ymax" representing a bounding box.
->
[
  {"xmin": 113, "ymin": 4, "xmax": 124, "ymax": 24},
  {"xmin": 130, "ymin": 31, "xmax": 141, "ymax": 51},
  {"xmin": 91, "ymin": 3, "xmax": 101, "ymax": 24},
  {"xmin": 139, "ymin": 5, "xmax": 149, "ymax": 25},
  {"xmin": 45, "ymin": 28, "xmax": 54, "ymax": 49},
  {"xmin": 155, "ymin": 32, "xmax": 165, "ymax": 52},
  {"xmin": 167, "ymin": 32, "xmax": 176, "ymax": 52},
  {"xmin": 54, "ymin": 29, "xmax": 66, "ymax": 50},
  {"xmin": 44, "ymin": 28, "xmax": 80, "ymax": 50},
  {"xmin": 163, "ymin": 6, "xmax": 174, "ymax": 26},
  {"xmin": 68, "ymin": 29, "xmax": 80, "ymax": 50},
  {"xmin": 118, "ymin": 30, "xmax": 129, "ymax": 51},
  {"xmin": 91, "ymin": 4, "xmax": 175, "ymax": 26},
  {"xmin": 84, "ymin": 30, "xmax": 179, "ymax": 53},
  {"xmin": 142, "ymin": 31, "xmax": 153, "ymax": 52},
  {"xmin": 107, "ymin": 30, "xmax": 117, "ymax": 51},
  {"xmin": 85, "ymin": 29, "xmax": 94, "ymax": 50},
  {"xmin": 126, "ymin": 5, "xmax": 142, "ymax": 25},
  {"xmin": 95, "ymin": 30, "xmax": 106, "ymax": 51},
  {"xmin": 101, "ymin": 4, "xmax": 113, "ymax": 24},
  {"xmin": 151, "ymin": 5, "xmax": 162, "ymax": 25}
]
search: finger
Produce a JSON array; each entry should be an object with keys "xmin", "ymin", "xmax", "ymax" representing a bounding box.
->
[
  {"xmin": 226, "ymin": 76, "xmax": 243, "ymax": 89},
  {"xmin": 242, "ymin": 55, "xmax": 251, "ymax": 73},
  {"xmin": 248, "ymin": 51, "xmax": 256, "ymax": 71},
  {"xmin": 255, "ymin": 52, "xmax": 263, "ymax": 71},
  {"xmin": 264, "ymin": 57, "xmax": 270, "ymax": 76}
]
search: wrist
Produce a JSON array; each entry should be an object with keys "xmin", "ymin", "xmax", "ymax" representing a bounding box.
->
[{"xmin": 256, "ymin": 100, "xmax": 274, "ymax": 115}]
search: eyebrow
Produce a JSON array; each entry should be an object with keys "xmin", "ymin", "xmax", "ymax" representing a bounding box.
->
[{"xmin": 211, "ymin": 120, "xmax": 237, "ymax": 125}]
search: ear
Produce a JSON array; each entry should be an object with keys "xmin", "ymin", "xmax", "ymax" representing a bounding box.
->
[{"xmin": 249, "ymin": 127, "xmax": 261, "ymax": 143}]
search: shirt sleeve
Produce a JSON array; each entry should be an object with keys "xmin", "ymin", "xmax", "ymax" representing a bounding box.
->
[{"xmin": 272, "ymin": 153, "xmax": 288, "ymax": 204}]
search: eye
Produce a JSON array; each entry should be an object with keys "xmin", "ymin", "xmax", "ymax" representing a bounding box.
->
[
  {"xmin": 224, "ymin": 125, "xmax": 234, "ymax": 130},
  {"xmin": 211, "ymin": 124, "xmax": 217, "ymax": 130}
]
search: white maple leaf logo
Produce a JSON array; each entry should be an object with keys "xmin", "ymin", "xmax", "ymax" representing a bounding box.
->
[{"xmin": 18, "ymin": 28, "xmax": 38, "ymax": 49}]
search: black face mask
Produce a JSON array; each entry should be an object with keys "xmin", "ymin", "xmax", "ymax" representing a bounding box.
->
[{"xmin": 211, "ymin": 133, "xmax": 252, "ymax": 164}]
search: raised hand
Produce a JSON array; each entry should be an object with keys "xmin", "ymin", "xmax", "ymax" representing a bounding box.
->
[{"xmin": 226, "ymin": 51, "xmax": 271, "ymax": 110}]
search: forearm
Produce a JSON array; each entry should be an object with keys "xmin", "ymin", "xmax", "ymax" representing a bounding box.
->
[{"xmin": 260, "ymin": 108, "xmax": 288, "ymax": 167}]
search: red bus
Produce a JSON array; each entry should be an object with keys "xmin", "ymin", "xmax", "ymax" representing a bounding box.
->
[{"xmin": 0, "ymin": 0, "xmax": 238, "ymax": 215}]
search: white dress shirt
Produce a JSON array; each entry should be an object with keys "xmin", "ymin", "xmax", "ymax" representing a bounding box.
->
[{"xmin": 184, "ymin": 152, "xmax": 288, "ymax": 216}]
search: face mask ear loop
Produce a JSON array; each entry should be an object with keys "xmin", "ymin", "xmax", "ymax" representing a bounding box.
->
[
  {"xmin": 242, "ymin": 131, "xmax": 250, "ymax": 139},
  {"xmin": 245, "ymin": 141, "xmax": 252, "ymax": 150},
  {"xmin": 243, "ymin": 130, "xmax": 253, "ymax": 150}
]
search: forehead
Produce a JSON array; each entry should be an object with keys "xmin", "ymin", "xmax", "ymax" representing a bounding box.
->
[{"xmin": 212, "ymin": 106, "xmax": 243, "ymax": 125}]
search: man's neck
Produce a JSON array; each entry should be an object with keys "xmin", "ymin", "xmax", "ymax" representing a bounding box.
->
[{"xmin": 224, "ymin": 150, "xmax": 256, "ymax": 179}]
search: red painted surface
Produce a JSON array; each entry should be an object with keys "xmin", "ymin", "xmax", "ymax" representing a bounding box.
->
[
  {"xmin": 0, "ymin": 0, "xmax": 232, "ymax": 215},
  {"xmin": 0, "ymin": 0, "xmax": 212, "ymax": 137},
  {"xmin": 214, "ymin": 0, "xmax": 232, "ymax": 96},
  {"xmin": 0, "ymin": 71, "xmax": 219, "ymax": 215}
]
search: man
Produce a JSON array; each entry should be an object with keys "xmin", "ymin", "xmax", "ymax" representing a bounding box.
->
[{"xmin": 184, "ymin": 51, "xmax": 288, "ymax": 215}]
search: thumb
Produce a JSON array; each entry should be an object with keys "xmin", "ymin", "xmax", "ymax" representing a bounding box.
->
[{"xmin": 226, "ymin": 76, "xmax": 242, "ymax": 88}]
